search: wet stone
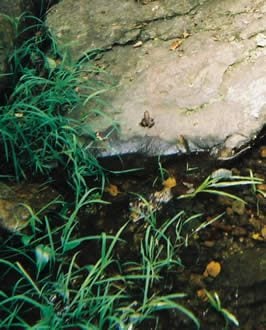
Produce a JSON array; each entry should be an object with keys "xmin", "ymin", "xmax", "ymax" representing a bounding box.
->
[
  {"xmin": 259, "ymin": 146, "xmax": 266, "ymax": 158},
  {"xmin": 215, "ymin": 248, "xmax": 266, "ymax": 289},
  {"xmin": 232, "ymin": 200, "xmax": 246, "ymax": 216},
  {"xmin": 0, "ymin": 182, "xmax": 61, "ymax": 232}
]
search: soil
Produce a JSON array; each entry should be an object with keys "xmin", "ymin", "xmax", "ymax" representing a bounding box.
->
[{"xmin": 79, "ymin": 136, "xmax": 266, "ymax": 329}]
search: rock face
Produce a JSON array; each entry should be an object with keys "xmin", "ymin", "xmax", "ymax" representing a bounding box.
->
[{"xmin": 47, "ymin": 0, "xmax": 266, "ymax": 159}]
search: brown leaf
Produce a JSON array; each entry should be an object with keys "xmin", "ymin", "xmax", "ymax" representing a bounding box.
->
[
  {"xmin": 163, "ymin": 176, "xmax": 177, "ymax": 189},
  {"xmin": 169, "ymin": 39, "xmax": 183, "ymax": 51},
  {"xmin": 133, "ymin": 41, "xmax": 143, "ymax": 48},
  {"xmin": 197, "ymin": 289, "xmax": 208, "ymax": 301},
  {"xmin": 203, "ymin": 261, "xmax": 221, "ymax": 278},
  {"xmin": 105, "ymin": 184, "xmax": 120, "ymax": 197}
]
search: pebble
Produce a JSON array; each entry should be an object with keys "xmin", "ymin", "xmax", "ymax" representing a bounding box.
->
[
  {"xmin": 259, "ymin": 146, "xmax": 266, "ymax": 158},
  {"xmin": 203, "ymin": 240, "xmax": 215, "ymax": 248},
  {"xmin": 232, "ymin": 200, "xmax": 246, "ymax": 215},
  {"xmin": 226, "ymin": 206, "xmax": 234, "ymax": 216},
  {"xmin": 217, "ymin": 195, "xmax": 233, "ymax": 206},
  {"xmin": 249, "ymin": 216, "xmax": 262, "ymax": 231},
  {"xmin": 231, "ymin": 226, "xmax": 247, "ymax": 237}
]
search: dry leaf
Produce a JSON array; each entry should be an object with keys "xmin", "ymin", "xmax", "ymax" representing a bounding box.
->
[
  {"xmin": 133, "ymin": 41, "xmax": 143, "ymax": 48},
  {"xmin": 257, "ymin": 184, "xmax": 266, "ymax": 192},
  {"xmin": 105, "ymin": 184, "xmax": 120, "ymax": 197},
  {"xmin": 259, "ymin": 146, "xmax": 266, "ymax": 158},
  {"xmin": 197, "ymin": 289, "xmax": 208, "ymax": 301},
  {"xmin": 169, "ymin": 39, "xmax": 183, "ymax": 51},
  {"xmin": 261, "ymin": 226, "xmax": 266, "ymax": 240},
  {"xmin": 182, "ymin": 31, "xmax": 191, "ymax": 39},
  {"xmin": 163, "ymin": 176, "xmax": 177, "ymax": 189},
  {"xmin": 203, "ymin": 261, "xmax": 221, "ymax": 278},
  {"xmin": 251, "ymin": 232, "xmax": 263, "ymax": 241}
]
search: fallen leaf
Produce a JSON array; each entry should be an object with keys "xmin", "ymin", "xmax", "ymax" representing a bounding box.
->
[
  {"xmin": 105, "ymin": 184, "xmax": 120, "ymax": 197},
  {"xmin": 169, "ymin": 39, "xmax": 183, "ymax": 50},
  {"xmin": 251, "ymin": 232, "xmax": 263, "ymax": 241},
  {"xmin": 257, "ymin": 184, "xmax": 266, "ymax": 192},
  {"xmin": 261, "ymin": 226, "xmax": 266, "ymax": 240},
  {"xmin": 197, "ymin": 289, "xmax": 208, "ymax": 301},
  {"xmin": 182, "ymin": 31, "xmax": 191, "ymax": 39},
  {"xmin": 203, "ymin": 261, "xmax": 221, "ymax": 278},
  {"xmin": 259, "ymin": 146, "xmax": 266, "ymax": 158},
  {"xmin": 163, "ymin": 176, "xmax": 177, "ymax": 189},
  {"xmin": 133, "ymin": 41, "xmax": 143, "ymax": 48}
]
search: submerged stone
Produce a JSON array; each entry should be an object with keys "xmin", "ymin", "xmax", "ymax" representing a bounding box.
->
[{"xmin": 0, "ymin": 182, "xmax": 61, "ymax": 232}]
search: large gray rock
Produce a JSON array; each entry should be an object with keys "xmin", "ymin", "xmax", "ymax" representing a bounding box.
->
[{"xmin": 47, "ymin": 0, "xmax": 266, "ymax": 159}]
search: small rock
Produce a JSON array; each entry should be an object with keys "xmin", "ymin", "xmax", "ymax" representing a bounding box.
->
[
  {"xmin": 232, "ymin": 200, "xmax": 246, "ymax": 215},
  {"xmin": 231, "ymin": 226, "xmax": 247, "ymax": 237},
  {"xmin": 256, "ymin": 33, "xmax": 266, "ymax": 47},
  {"xmin": 259, "ymin": 146, "xmax": 266, "ymax": 158},
  {"xmin": 249, "ymin": 216, "xmax": 262, "ymax": 231},
  {"xmin": 203, "ymin": 240, "xmax": 215, "ymax": 248},
  {"xmin": 226, "ymin": 206, "xmax": 234, "ymax": 216},
  {"xmin": 190, "ymin": 273, "xmax": 205, "ymax": 288},
  {"xmin": 211, "ymin": 168, "xmax": 233, "ymax": 179},
  {"xmin": 217, "ymin": 195, "xmax": 233, "ymax": 206}
]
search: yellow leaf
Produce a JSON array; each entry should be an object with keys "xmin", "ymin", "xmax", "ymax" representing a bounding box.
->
[
  {"xmin": 169, "ymin": 39, "xmax": 183, "ymax": 50},
  {"xmin": 163, "ymin": 177, "xmax": 176, "ymax": 189},
  {"xmin": 203, "ymin": 261, "xmax": 221, "ymax": 278},
  {"xmin": 251, "ymin": 232, "xmax": 263, "ymax": 241},
  {"xmin": 105, "ymin": 184, "xmax": 120, "ymax": 197},
  {"xmin": 197, "ymin": 289, "xmax": 208, "ymax": 301}
]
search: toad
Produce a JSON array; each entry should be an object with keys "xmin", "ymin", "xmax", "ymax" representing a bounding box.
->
[{"xmin": 140, "ymin": 111, "xmax": 155, "ymax": 128}]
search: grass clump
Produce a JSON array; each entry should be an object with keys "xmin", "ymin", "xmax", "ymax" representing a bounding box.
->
[
  {"xmin": 0, "ymin": 14, "xmax": 110, "ymax": 197},
  {"xmin": 0, "ymin": 194, "xmax": 200, "ymax": 329}
]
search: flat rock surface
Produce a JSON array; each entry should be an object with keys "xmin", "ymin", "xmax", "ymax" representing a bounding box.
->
[{"xmin": 47, "ymin": 0, "xmax": 266, "ymax": 158}]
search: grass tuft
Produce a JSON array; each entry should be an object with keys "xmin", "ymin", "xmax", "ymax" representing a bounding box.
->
[{"xmin": 0, "ymin": 14, "xmax": 111, "ymax": 198}]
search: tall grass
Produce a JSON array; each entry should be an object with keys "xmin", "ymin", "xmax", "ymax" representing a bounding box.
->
[
  {"xmin": 0, "ymin": 192, "xmax": 201, "ymax": 329},
  {"xmin": 0, "ymin": 14, "xmax": 111, "ymax": 198}
]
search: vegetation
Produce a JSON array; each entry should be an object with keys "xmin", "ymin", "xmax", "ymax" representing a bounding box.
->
[
  {"xmin": 0, "ymin": 197, "xmax": 203, "ymax": 329},
  {"xmin": 0, "ymin": 14, "xmax": 200, "ymax": 329},
  {"xmin": 205, "ymin": 291, "xmax": 239, "ymax": 329},
  {"xmin": 0, "ymin": 12, "xmax": 263, "ymax": 330},
  {"xmin": 0, "ymin": 14, "xmax": 109, "ymax": 199}
]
